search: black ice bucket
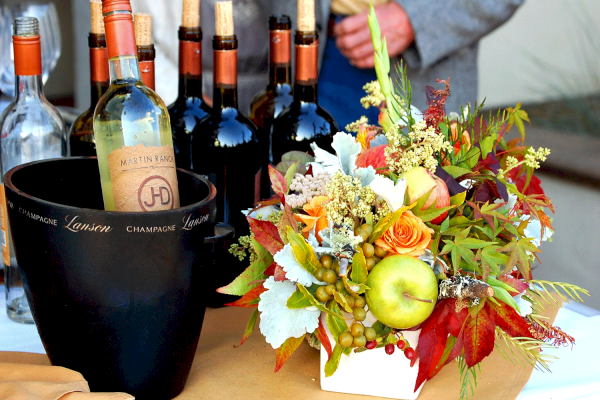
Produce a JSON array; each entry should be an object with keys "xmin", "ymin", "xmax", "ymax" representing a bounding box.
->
[{"xmin": 4, "ymin": 157, "xmax": 217, "ymax": 399}]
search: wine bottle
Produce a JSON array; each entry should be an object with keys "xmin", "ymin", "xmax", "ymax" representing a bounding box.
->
[
  {"xmin": 168, "ymin": 0, "xmax": 211, "ymax": 172},
  {"xmin": 271, "ymin": 0, "xmax": 338, "ymax": 164},
  {"xmin": 69, "ymin": 0, "xmax": 109, "ymax": 156},
  {"xmin": 94, "ymin": 0, "xmax": 179, "ymax": 212},
  {"xmin": 0, "ymin": 16, "xmax": 68, "ymax": 323},
  {"xmin": 192, "ymin": 1, "xmax": 261, "ymax": 307},
  {"xmin": 134, "ymin": 12, "xmax": 155, "ymax": 90},
  {"xmin": 249, "ymin": 14, "xmax": 293, "ymax": 199}
]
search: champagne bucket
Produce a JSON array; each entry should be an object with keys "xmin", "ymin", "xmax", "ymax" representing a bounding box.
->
[{"xmin": 4, "ymin": 157, "xmax": 216, "ymax": 399}]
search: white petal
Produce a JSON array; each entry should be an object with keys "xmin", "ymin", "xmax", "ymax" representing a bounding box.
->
[
  {"xmin": 273, "ymin": 244, "xmax": 322, "ymax": 286},
  {"xmin": 369, "ymin": 175, "xmax": 406, "ymax": 212},
  {"xmin": 354, "ymin": 166, "xmax": 377, "ymax": 186},
  {"xmin": 258, "ymin": 277, "xmax": 321, "ymax": 348}
]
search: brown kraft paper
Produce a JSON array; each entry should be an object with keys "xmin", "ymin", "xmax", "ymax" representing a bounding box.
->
[{"xmin": 107, "ymin": 144, "xmax": 180, "ymax": 212}]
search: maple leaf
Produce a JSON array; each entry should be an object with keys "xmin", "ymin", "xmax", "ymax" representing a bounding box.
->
[
  {"xmin": 467, "ymin": 201, "xmax": 509, "ymax": 229},
  {"xmin": 315, "ymin": 318, "xmax": 333, "ymax": 360},
  {"xmin": 264, "ymin": 262, "xmax": 287, "ymax": 282},
  {"xmin": 275, "ymin": 335, "xmax": 304, "ymax": 372},
  {"xmin": 269, "ymin": 165, "xmax": 287, "ymax": 197},
  {"xmin": 217, "ymin": 238, "xmax": 272, "ymax": 296},
  {"xmin": 440, "ymin": 237, "xmax": 492, "ymax": 271},
  {"xmin": 414, "ymin": 299, "xmax": 468, "ymax": 391},
  {"xmin": 477, "ymin": 245, "xmax": 508, "ymax": 281},
  {"xmin": 248, "ymin": 217, "xmax": 284, "ymax": 255},
  {"xmin": 463, "ymin": 303, "xmax": 496, "ymax": 367},
  {"xmin": 498, "ymin": 238, "xmax": 539, "ymax": 281},
  {"xmin": 279, "ymin": 201, "xmax": 298, "ymax": 234},
  {"xmin": 488, "ymin": 300, "xmax": 533, "ymax": 338},
  {"xmin": 224, "ymin": 284, "xmax": 267, "ymax": 308}
]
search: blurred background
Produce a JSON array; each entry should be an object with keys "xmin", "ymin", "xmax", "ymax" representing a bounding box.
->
[{"xmin": 1, "ymin": 0, "xmax": 599, "ymax": 309}]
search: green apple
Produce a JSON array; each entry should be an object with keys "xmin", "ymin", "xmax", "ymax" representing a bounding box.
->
[{"xmin": 365, "ymin": 255, "xmax": 438, "ymax": 329}]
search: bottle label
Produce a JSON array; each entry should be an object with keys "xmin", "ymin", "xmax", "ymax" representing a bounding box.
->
[
  {"xmin": 139, "ymin": 60, "xmax": 155, "ymax": 90},
  {"xmin": 295, "ymin": 41, "xmax": 318, "ymax": 84},
  {"xmin": 0, "ymin": 184, "xmax": 10, "ymax": 266},
  {"xmin": 90, "ymin": 47, "xmax": 109, "ymax": 83},
  {"xmin": 270, "ymin": 30, "xmax": 291, "ymax": 65},
  {"xmin": 107, "ymin": 144, "xmax": 180, "ymax": 212},
  {"xmin": 214, "ymin": 49, "xmax": 237, "ymax": 86},
  {"xmin": 180, "ymin": 40, "xmax": 202, "ymax": 76}
]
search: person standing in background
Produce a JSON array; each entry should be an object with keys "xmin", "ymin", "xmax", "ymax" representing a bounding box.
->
[{"xmin": 129, "ymin": 0, "xmax": 523, "ymax": 126}]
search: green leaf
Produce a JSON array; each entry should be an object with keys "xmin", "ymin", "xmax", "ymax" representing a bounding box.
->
[
  {"xmin": 479, "ymin": 135, "xmax": 496, "ymax": 159},
  {"xmin": 440, "ymin": 217, "xmax": 450, "ymax": 233},
  {"xmin": 480, "ymin": 247, "xmax": 508, "ymax": 279},
  {"xmin": 286, "ymin": 286, "xmax": 317, "ymax": 309},
  {"xmin": 442, "ymin": 165, "xmax": 472, "ymax": 179},
  {"xmin": 450, "ymin": 191, "xmax": 467, "ymax": 207},
  {"xmin": 498, "ymin": 238, "xmax": 539, "ymax": 281},
  {"xmin": 333, "ymin": 290, "xmax": 353, "ymax": 313},
  {"xmin": 287, "ymin": 227, "xmax": 321, "ymax": 276},
  {"xmin": 240, "ymin": 309, "xmax": 259, "ymax": 345},
  {"xmin": 284, "ymin": 161, "xmax": 299, "ymax": 190},
  {"xmin": 342, "ymin": 276, "xmax": 370, "ymax": 296},
  {"xmin": 414, "ymin": 204, "xmax": 454, "ymax": 223},
  {"xmin": 351, "ymin": 248, "xmax": 368, "ymax": 285},
  {"xmin": 325, "ymin": 345, "xmax": 343, "ymax": 377},
  {"xmin": 493, "ymin": 286, "xmax": 520, "ymax": 313},
  {"xmin": 326, "ymin": 301, "xmax": 352, "ymax": 355},
  {"xmin": 297, "ymin": 284, "xmax": 343, "ymax": 318},
  {"xmin": 217, "ymin": 238, "xmax": 272, "ymax": 295}
]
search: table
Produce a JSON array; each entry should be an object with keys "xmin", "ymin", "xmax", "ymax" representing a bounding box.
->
[{"xmin": 1, "ymin": 284, "xmax": 599, "ymax": 399}]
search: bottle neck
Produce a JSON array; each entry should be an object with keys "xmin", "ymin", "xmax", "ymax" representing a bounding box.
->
[
  {"xmin": 294, "ymin": 30, "xmax": 318, "ymax": 103},
  {"xmin": 14, "ymin": 74, "xmax": 44, "ymax": 101},
  {"xmin": 103, "ymin": 6, "xmax": 142, "ymax": 85},
  {"xmin": 89, "ymin": 33, "xmax": 109, "ymax": 108},
  {"xmin": 137, "ymin": 44, "xmax": 155, "ymax": 90},
  {"xmin": 269, "ymin": 29, "xmax": 291, "ymax": 88},
  {"xmin": 213, "ymin": 35, "xmax": 238, "ymax": 110},
  {"xmin": 178, "ymin": 26, "xmax": 203, "ymax": 100}
]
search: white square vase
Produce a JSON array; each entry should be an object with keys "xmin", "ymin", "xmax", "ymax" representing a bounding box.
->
[{"xmin": 319, "ymin": 313, "xmax": 425, "ymax": 399}]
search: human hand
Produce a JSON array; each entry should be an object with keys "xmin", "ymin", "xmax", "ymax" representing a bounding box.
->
[{"xmin": 333, "ymin": 2, "xmax": 414, "ymax": 69}]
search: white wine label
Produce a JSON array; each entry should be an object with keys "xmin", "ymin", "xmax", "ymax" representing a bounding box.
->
[
  {"xmin": 0, "ymin": 184, "xmax": 10, "ymax": 265},
  {"xmin": 108, "ymin": 144, "xmax": 180, "ymax": 212}
]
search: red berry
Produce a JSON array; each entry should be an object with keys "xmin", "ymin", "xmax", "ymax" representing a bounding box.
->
[
  {"xmin": 385, "ymin": 343, "xmax": 395, "ymax": 355},
  {"xmin": 366, "ymin": 340, "xmax": 377, "ymax": 349},
  {"xmin": 404, "ymin": 347, "xmax": 415, "ymax": 360},
  {"xmin": 397, "ymin": 340, "xmax": 406, "ymax": 350}
]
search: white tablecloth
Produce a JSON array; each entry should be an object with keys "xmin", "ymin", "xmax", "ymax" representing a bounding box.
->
[{"xmin": 1, "ymin": 285, "xmax": 599, "ymax": 399}]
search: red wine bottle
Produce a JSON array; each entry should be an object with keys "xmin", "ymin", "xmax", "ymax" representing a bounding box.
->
[
  {"xmin": 193, "ymin": 1, "xmax": 260, "ymax": 233},
  {"xmin": 249, "ymin": 14, "xmax": 293, "ymax": 199},
  {"xmin": 168, "ymin": 0, "xmax": 212, "ymax": 172},
  {"xmin": 69, "ymin": 0, "xmax": 109, "ymax": 156},
  {"xmin": 193, "ymin": 1, "xmax": 262, "ymax": 307},
  {"xmin": 271, "ymin": 0, "xmax": 338, "ymax": 164}
]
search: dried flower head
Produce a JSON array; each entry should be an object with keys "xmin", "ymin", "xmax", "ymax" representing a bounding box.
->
[
  {"xmin": 325, "ymin": 171, "xmax": 376, "ymax": 225},
  {"xmin": 287, "ymin": 172, "xmax": 331, "ymax": 208},
  {"xmin": 360, "ymin": 81, "xmax": 385, "ymax": 109}
]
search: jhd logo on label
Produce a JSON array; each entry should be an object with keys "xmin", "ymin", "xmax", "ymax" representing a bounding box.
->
[{"xmin": 138, "ymin": 175, "xmax": 175, "ymax": 211}]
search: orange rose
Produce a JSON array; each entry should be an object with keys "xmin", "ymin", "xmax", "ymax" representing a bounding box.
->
[
  {"xmin": 374, "ymin": 210, "xmax": 434, "ymax": 257},
  {"xmin": 293, "ymin": 195, "xmax": 329, "ymax": 243}
]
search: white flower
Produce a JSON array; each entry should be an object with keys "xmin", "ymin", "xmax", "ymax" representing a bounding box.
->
[
  {"xmin": 241, "ymin": 204, "xmax": 281, "ymax": 219},
  {"xmin": 273, "ymin": 243, "xmax": 322, "ymax": 287},
  {"xmin": 458, "ymin": 179, "xmax": 476, "ymax": 190},
  {"xmin": 494, "ymin": 192, "xmax": 518, "ymax": 214},
  {"xmin": 258, "ymin": 277, "xmax": 321, "ymax": 348},
  {"xmin": 369, "ymin": 175, "xmax": 406, "ymax": 212}
]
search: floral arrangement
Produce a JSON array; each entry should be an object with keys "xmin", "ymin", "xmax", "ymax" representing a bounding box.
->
[{"xmin": 218, "ymin": 6, "xmax": 588, "ymax": 399}]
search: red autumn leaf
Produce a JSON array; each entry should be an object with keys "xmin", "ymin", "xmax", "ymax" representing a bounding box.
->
[
  {"xmin": 264, "ymin": 262, "xmax": 287, "ymax": 282},
  {"xmin": 279, "ymin": 201, "xmax": 298, "ymax": 233},
  {"xmin": 315, "ymin": 319, "xmax": 333, "ymax": 360},
  {"xmin": 275, "ymin": 335, "xmax": 304, "ymax": 372},
  {"xmin": 414, "ymin": 300, "xmax": 462, "ymax": 392},
  {"xmin": 253, "ymin": 197, "xmax": 282, "ymax": 207},
  {"xmin": 224, "ymin": 284, "xmax": 266, "ymax": 308},
  {"xmin": 463, "ymin": 304, "xmax": 496, "ymax": 367},
  {"xmin": 269, "ymin": 165, "xmax": 287, "ymax": 198},
  {"xmin": 499, "ymin": 275, "xmax": 529, "ymax": 295},
  {"xmin": 247, "ymin": 217, "xmax": 284, "ymax": 255},
  {"xmin": 488, "ymin": 300, "xmax": 533, "ymax": 338}
]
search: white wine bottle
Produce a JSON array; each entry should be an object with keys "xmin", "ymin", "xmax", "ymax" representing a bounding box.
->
[{"xmin": 94, "ymin": 0, "xmax": 179, "ymax": 211}]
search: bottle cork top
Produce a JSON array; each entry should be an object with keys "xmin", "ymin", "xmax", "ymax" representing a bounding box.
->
[
  {"xmin": 215, "ymin": 1, "xmax": 233, "ymax": 36},
  {"xmin": 90, "ymin": 0, "xmax": 105, "ymax": 34},
  {"xmin": 297, "ymin": 0, "xmax": 315, "ymax": 32},
  {"xmin": 182, "ymin": 0, "xmax": 200, "ymax": 28},
  {"xmin": 134, "ymin": 12, "xmax": 152, "ymax": 46}
]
